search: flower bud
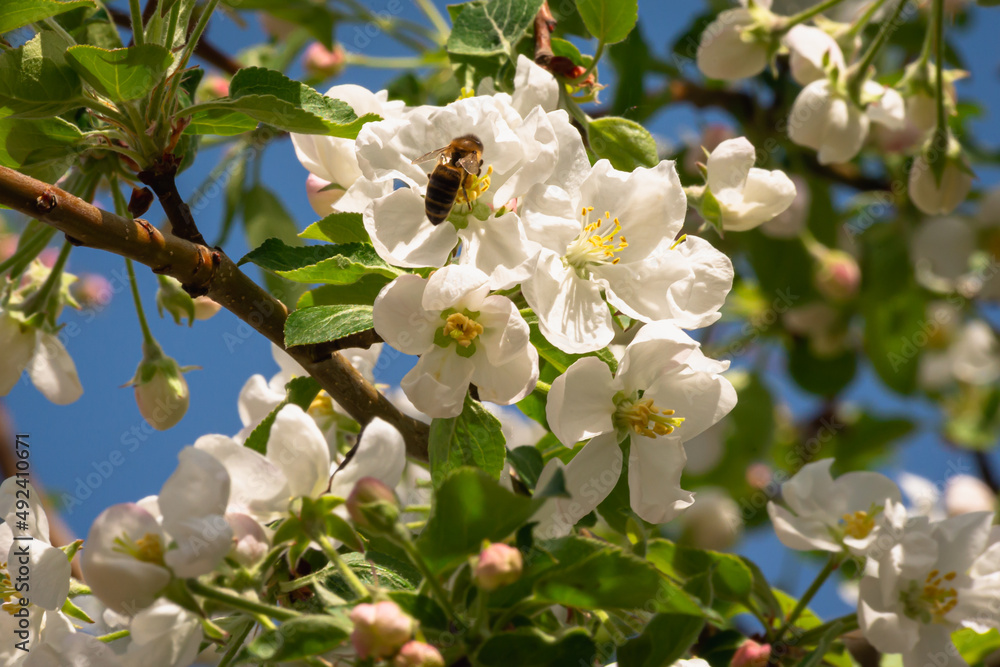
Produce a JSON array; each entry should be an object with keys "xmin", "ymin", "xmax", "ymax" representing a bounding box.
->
[
  {"xmin": 696, "ymin": 7, "xmax": 774, "ymax": 81},
  {"xmin": 198, "ymin": 74, "xmax": 230, "ymax": 100},
  {"xmin": 72, "ymin": 274, "xmax": 112, "ymax": 310},
  {"xmin": 156, "ymin": 276, "xmax": 196, "ymax": 326},
  {"xmin": 349, "ymin": 601, "xmax": 414, "ymax": 659},
  {"xmin": 394, "ymin": 641, "xmax": 445, "ymax": 667},
  {"xmin": 306, "ymin": 173, "xmax": 345, "ymax": 216},
  {"xmin": 474, "ymin": 543, "xmax": 523, "ymax": 592},
  {"xmin": 944, "ymin": 474, "xmax": 995, "ymax": 516},
  {"xmin": 731, "ymin": 639, "xmax": 771, "ymax": 667},
  {"xmin": 193, "ymin": 296, "xmax": 222, "ymax": 321},
  {"xmin": 909, "ymin": 138, "xmax": 973, "ymax": 216},
  {"xmin": 129, "ymin": 343, "xmax": 191, "ymax": 431},
  {"xmin": 678, "ymin": 488, "xmax": 743, "ymax": 551},
  {"xmin": 303, "ymin": 42, "xmax": 346, "ymax": 79},
  {"xmin": 814, "ymin": 250, "xmax": 860, "ymax": 302},
  {"xmin": 346, "ymin": 477, "xmax": 401, "ymax": 534},
  {"xmin": 227, "ymin": 513, "xmax": 270, "ymax": 567}
]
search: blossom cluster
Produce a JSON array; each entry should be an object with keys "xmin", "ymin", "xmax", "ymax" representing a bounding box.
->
[{"xmin": 769, "ymin": 459, "xmax": 1000, "ymax": 666}]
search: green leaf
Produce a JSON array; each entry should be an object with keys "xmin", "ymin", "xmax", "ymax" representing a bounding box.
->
[
  {"xmin": 239, "ymin": 238, "xmax": 339, "ymax": 273},
  {"xmin": 477, "ymin": 628, "xmax": 597, "ymax": 666},
  {"xmin": 240, "ymin": 238, "xmax": 402, "ymax": 285},
  {"xmin": 416, "ymin": 467, "xmax": 538, "ymax": 573},
  {"xmin": 297, "ymin": 275, "xmax": 392, "ymax": 308},
  {"xmin": 429, "ymin": 394, "xmax": 507, "ymax": 486},
  {"xmin": 587, "ymin": 117, "xmax": 658, "ymax": 171},
  {"xmin": 645, "ymin": 539, "xmax": 753, "ymax": 605},
  {"xmin": 863, "ymin": 290, "xmax": 927, "ymax": 394},
  {"xmin": 183, "ymin": 67, "xmax": 380, "ymax": 137},
  {"xmin": 447, "ymin": 0, "xmax": 545, "ymax": 56},
  {"xmin": 284, "ymin": 304, "xmax": 374, "ymax": 347},
  {"xmin": 184, "ymin": 108, "xmax": 259, "ymax": 136},
  {"xmin": 954, "ymin": 628, "xmax": 1000, "ymax": 663},
  {"xmin": 60, "ymin": 596, "xmax": 94, "ymax": 624},
  {"xmin": 65, "ymin": 44, "xmax": 172, "ymax": 101},
  {"xmin": 0, "ymin": 32, "xmax": 82, "ymax": 118},
  {"xmin": 507, "ymin": 446, "xmax": 543, "ymax": 490},
  {"xmin": 299, "ymin": 212, "xmax": 369, "ymax": 244},
  {"xmin": 576, "ymin": 0, "xmax": 638, "ymax": 44},
  {"xmin": 535, "ymin": 536, "xmax": 705, "ymax": 614},
  {"xmin": 243, "ymin": 376, "xmax": 322, "ymax": 455},
  {"xmin": 528, "ymin": 322, "xmax": 617, "ymax": 375},
  {"xmin": 0, "ymin": 116, "xmax": 84, "ymax": 183},
  {"xmin": 699, "ymin": 186, "xmax": 725, "ymax": 237},
  {"xmin": 240, "ymin": 615, "xmax": 350, "ymax": 662},
  {"xmin": 788, "ymin": 339, "xmax": 857, "ymax": 397},
  {"xmin": 617, "ymin": 614, "xmax": 704, "ymax": 667},
  {"xmin": 0, "ymin": 0, "xmax": 94, "ymax": 32}
]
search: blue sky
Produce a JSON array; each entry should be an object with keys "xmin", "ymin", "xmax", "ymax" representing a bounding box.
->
[{"xmin": 8, "ymin": 0, "xmax": 1000, "ymax": 623}]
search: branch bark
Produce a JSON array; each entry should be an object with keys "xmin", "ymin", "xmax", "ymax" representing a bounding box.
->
[{"xmin": 0, "ymin": 166, "xmax": 430, "ymax": 460}]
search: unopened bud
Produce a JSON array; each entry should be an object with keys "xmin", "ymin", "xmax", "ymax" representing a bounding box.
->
[
  {"xmin": 346, "ymin": 477, "xmax": 400, "ymax": 534},
  {"xmin": 474, "ymin": 542, "xmax": 523, "ymax": 591},
  {"xmin": 193, "ymin": 296, "xmax": 222, "ymax": 321},
  {"xmin": 678, "ymin": 489, "xmax": 743, "ymax": 551},
  {"xmin": 349, "ymin": 601, "xmax": 414, "ymax": 659},
  {"xmin": 303, "ymin": 42, "xmax": 346, "ymax": 79},
  {"xmin": 731, "ymin": 639, "xmax": 771, "ymax": 667},
  {"xmin": 156, "ymin": 276, "xmax": 197, "ymax": 326},
  {"xmin": 72, "ymin": 274, "xmax": 112, "ymax": 310},
  {"xmin": 909, "ymin": 138, "xmax": 973, "ymax": 216},
  {"xmin": 129, "ymin": 343, "xmax": 191, "ymax": 431},
  {"xmin": 228, "ymin": 513, "xmax": 270, "ymax": 567},
  {"xmin": 394, "ymin": 640, "xmax": 445, "ymax": 667},
  {"xmin": 814, "ymin": 250, "xmax": 860, "ymax": 302},
  {"xmin": 198, "ymin": 74, "xmax": 230, "ymax": 100}
]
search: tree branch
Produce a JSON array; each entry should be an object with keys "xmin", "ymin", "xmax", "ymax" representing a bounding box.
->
[{"xmin": 0, "ymin": 166, "xmax": 430, "ymax": 460}]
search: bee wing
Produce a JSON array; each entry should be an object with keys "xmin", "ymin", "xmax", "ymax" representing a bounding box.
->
[
  {"xmin": 455, "ymin": 153, "xmax": 482, "ymax": 175},
  {"xmin": 411, "ymin": 146, "xmax": 449, "ymax": 165}
]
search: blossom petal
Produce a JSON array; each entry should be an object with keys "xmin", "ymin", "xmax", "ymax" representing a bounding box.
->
[
  {"xmin": 722, "ymin": 167, "xmax": 797, "ymax": 231},
  {"xmin": 643, "ymin": 356, "xmax": 736, "ymax": 439},
  {"xmin": 546, "ymin": 357, "xmax": 616, "ymax": 447},
  {"xmin": 628, "ymin": 436, "xmax": 694, "ymax": 523},
  {"xmin": 365, "ymin": 188, "xmax": 458, "ymax": 268},
  {"xmin": 616, "ymin": 321, "xmax": 701, "ymax": 391},
  {"xmin": 706, "ymin": 137, "xmax": 754, "ymax": 198},
  {"xmin": 15, "ymin": 539, "xmax": 70, "ymax": 610},
  {"xmin": 194, "ymin": 434, "xmax": 290, "ymax": 522},
  {"xmin": 267, "ymin": 404, "xmax": 332, "ymax": 499},
  {"xmin": 400, "ymin": 347, "xmax": 475, "ymax": 418},
  {"xmin": 511, "ymin": 54, "xmax": 559, "ymax": 115},
  {"xmin": 329, "ymin": 418, "xmax": 406, "ymax": 499},
  {"xmin": 767, "ymin": 501, "xmax": 842, "ymax": 552},
  {"xmin": 423, "ymin": 264, "xmax": 490, "ymax": 312},
  {"xmin": 160, "ymin": 447, "xmax": 230, "ymax": 527},
  {"xmin": 784, "ymin": 25, "xmax": 844, "ymax": 85},
  {"xmin": 373, "ymin": 275, "xmax": 438, "ymax": 354},
  {"xmin": 163, "ymin": 514, "xmax": 233, "ymax": 578},
  {"xmin": 522, "ymin": 251, "xmax": 614, "ymax": 354},
  {"xmin": 471, "ymin": 339, "xmax": 538, "ymax": 406},
  {"xmin": 0, "ymin": 312, "xmax": 35, "ymax": 395},
  {"xmin": 0, "ymin": 478, "xmax": 50, "ymax": 542},
  {"xmin": 457, "ymin": 212, "xmax": 540, "ymax": 290},
  {"xmin": 696, "ymin": 9, "xmax": 767, "ymax": 81},
  {"xmin": 857, "ymin": 575, "xmax": 921, "ymax": 655},
  {"xmin": 28, "ymin": 332, "xmax": 83, "ymax": 405},
  {"xmin": 477, "ymin": 295, "xmax": 532, "ymax": 367},
  {"xmin": 532, "ymin": 433, "xmax": 623, "ymax": 539},
  {"xmin": 932, "ymin": 511, "xmax": 994, "ymax": 575},
  {"xmin": 818, "ymin": 96, "xmax": 869, "ymax": 165},
  {"xmin": 788, "ymin": 80, "xmax": 833, "ymax": 153},
  {"xmin": 864, "ymin": 82, "xmax": 906, "ymax": 130}
]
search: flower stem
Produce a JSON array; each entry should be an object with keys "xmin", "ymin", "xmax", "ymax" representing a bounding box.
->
[
  {"xmin": 343, "ymin": 52, "xmax": 431, "ymax": 69},
  {"xmin": 217, "ymin": 618, "xmax": 254, "ymax": 667},
  {"xmin": 846, "ymin": 0, "xmax": 910, "ymax": 103},
  {"xmin": 570, "ymin": 40, "xmax": 604, "ymax": 85},
  {"xmin": 97, "ymin": 629, "xmax": 130, "ymax": 643},
  {"xmin": 314, "ymin": 533, "xmax": 370, "ymax": 600},
  {"xmin": 778, "ymin": 0, "xmax": 847, "ymax": 32},
  {"xmin": 846, "ymin": 0, "xmax": 891, "ymax": 39},
  {"xmin": 772, "ymin": 555, "xmax": 841, "ymax": 644},
  {"xmin": 535, "ymin": 380, "xmax": 551, "ymax": 395},
  {"xmin": 398, "ymin": 538, "xmax": 458, "ymax": 623},
  {"xmin": 128, "ymin": 0, "xmax": 145, "ymax": 46},
  {"xmin": 414, "ymin": 0, "xmax": 450, "ymax": 41},
  {"xmin": 126, "ymin": 258, "xmax": 157, "ymax": 347},
  {"xmin": 933, "ymin": 0, "xmax": 947, "ymax": 140},
  {"xmin": 187, "ymin": 579, "xmax": 301, "ymax": 621}
]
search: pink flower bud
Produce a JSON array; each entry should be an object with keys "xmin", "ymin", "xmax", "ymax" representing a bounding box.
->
[
  {"xmin": 306, "ymin": 173, "xmax": 345, "ymax": 216},
  {"xmin": 394, "ymin": 641, "xmax": 445, "ymax": 667},
  {"xmin": 814, "ymin": 250, "xmax": 860, "ymax": 302},
  {"xmin": 72, "ymin": 274, "xmax": 112, "ymax": 310},
  {"xmin": 474, "ymin": 543, "xmax": 523, "ymax": 591},
  {"xmin": 303, "ymin": 42, "xmax": 346, "ymax": 79},
  {"xmin": 346, "ymin": 477, "xmax": 400, "ymax": 534},
  {"xmin": 0, "ymin": 235, "xmax": 18, "ymax": 261},
  {"xmin": 731, "ymin": 639, "xmax": 771, "ymax": 667},
  {"xmin": 349, "ymin": 600, "xmax": 414, "ymax": 659}
]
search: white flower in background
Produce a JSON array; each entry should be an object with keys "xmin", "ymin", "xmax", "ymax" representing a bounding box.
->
[
  {"xmin": 702, "ymin": 137, "xmax": 797, "ymax": 232},
  {"xmin": 788, "ymin": 79, "xmax": 905, "ymax": 164},
  {"xmin": 944, "ymin": 474, "xmax": 995, "ymax": 516},
  {"xmin": 0, "ymin": 308, "xmax": 82, "ymax": 405},
  {"xmin": 898, "ymin": 471, "xmax": 945, "ymax": 520},
  {"xmin": 910, "ymin": 217, "xmax": 976, "ymax": 294},
  {"xmin": 328, "ymin": 418, "xmax": 407, "ymax": 500},
  {"xmin": 291, "ymin": 84, "xmax": 405, "ymax": 215},
  {"xmin": 696, "ymin": 0, "xmax": 775, "ymax": 81},
  {"xmin": 118, "ymin": 600, "xmax": 202, "ymax": 667},
  {"xmin": 357, "ymin": 57, "xmax": 588, "ymax": 287},
  {"xmin": 767, "ymin": 458, "xmax": 901, "ymax": 556},
  {"xmin": 946, "ymin": 320, "xmax": 1000, "ymax": 386},
  {"xmin": 522, "ymin": 159, "xmax": 732, "ymax": 353},
  {"xmin": 783, "ymin": 25, "xmax": 845, "ymax": 86},
  {"xmin": 81, "ymin": 448, "xmax": 233, "ymax": 614},
  {"xmin": 677, "ymin": 488, "xmax": 744, "ymax": 550},
  {"xmin": 857, "ymin": 507, "xmax": 999, "ymax": 666},
  {"xmin": 373, "ymin": 265, "xmax": 538, "ymax": 418},
  {"xmin": 909, "ymin": 142, "xmax": 974, "ymax": 216},
  {"xmin": 534, "ymin": 322, "xmax": 735, "ymax": 534},
  {"xmin": 681, "ymin": 419, "xmax": 727, "ymax": 475},
  {"xmin": 19, "ymin": 611, "xmax": 122, "ymax": 667}
]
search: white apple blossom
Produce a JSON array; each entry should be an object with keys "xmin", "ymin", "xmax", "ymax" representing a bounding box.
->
[
  {"xmin": 117, "ymin": 600, "xmax": 203, "ymax": 667},
  {"xmin": 357, "ymin": 57, "xmax": 588, "ymax": 288},
  {"xmin": 534, "ymin": 322, "xmax": 735, "ymax": 534},
  {"xmin": 944, "ymin": 474, "xmax": 995, "ymax": 516},
  {"xmin": 19, "ymin": 610, "xmax": 122, "ymax": 667},
  {"xmin": 767, "ymin": 458, "xmax": 901, "ymax": 556},
  {"xmin": 788, "ymin": 79, "xmax": 905, "ymax": 164},
  {"xmin": 909, "ymin": 146, "xmax": 973, "ymax": 216},
  {"xmin": 373, "ymin": 265, "xmax": 538, "ymax": 418},
  {"xmin": 0, "ymin": 308, "xmax": 82, "ymax": 405},
  {"xmin": 291, "ymin": 84, "xmax": 405, "ymax": 215},
  {"xmin": 783, "ymin": 25, "xmax": 845, "ymax": 86},
  {"xmin": 696, "ymin": 1, "xmax": 774, "ymax": 81},
  {"xmin": 521, "ymin": 159, "xmax": 733, "ymax": 353},
  {"xmin": 703, "ymin": 137, "xmax": 797, "ymax": 232},
  {"xmin": 857, "ymin": 505, "xmax": 1000, "ymax": 666},
  {"xmin": 761, "ymin": 174, "xmax": 809, "ymax": 238}
]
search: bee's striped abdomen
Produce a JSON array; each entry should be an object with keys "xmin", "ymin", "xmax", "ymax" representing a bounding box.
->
[{"xmin": 425, "ymin": 165, "xmax": 463, "ymax": 225}]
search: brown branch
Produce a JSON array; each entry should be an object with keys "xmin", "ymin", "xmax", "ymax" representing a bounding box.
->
[
  {"xmin": 533, "ymin": 1, "xmax": 556, "ymax": 66},
  {"xmin": 108, "ymin": 8, "xmax": 242, "ymax": 76},
  {"xmin": 0, "ymin": 166, "xmax": 430, "ymax": 460},
  {"xmin": 138, "ymin": 155, "xmax": 208, "ymax": 248}
]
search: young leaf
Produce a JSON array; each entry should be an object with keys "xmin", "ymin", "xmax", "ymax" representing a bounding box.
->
[
  {"xmin": 617, "ymin": 614, "xmax": 705, "ymax": 667},
  {"xmin": 477, "ymin": 628, "xmax": 597, "ymax": 667},
  {"xmin": 183, "ymin": 108, "xmax": 259, "ymax": 136},
  {"xmin": 587, "ymin": 117, "xmax": 659, "ymax": 171},
  {"xmin": 576, "ymin": 0, "xmax": 638, "ymax": 44},
  {"xmin": 240, "ymin": 615, "xmax": 351, "ymax": 662},
  {"xmin": 0, "ymin": 0, "xmax": 95, "ymax": 33},
  {"xmin": 299, "ymin": 212, "xmax": 369, "ymax": 244},
  {"xmin": 645, "ymin": 539, "xmax": 753, "ymax": 605},
  {"xmin": 297, "ymin": 275, "xmax": 392, "ymax": 308},
  {"xmin": 428, "ymin": 394, "xmax": 507, "ymax": 486},
  {"xmin": 284, "ymin": 304, "xmax": 374, "ymax": 347},
  {"xmin": 242, "ymin": 376, "xmax": 321, "ymax": 455},
  {"xmin": 65, "ymin": 44, "xmax": 173, "ymax": 102},
  {"xmin": 416, "ymin": 467, "xmax": 538, "ymax": 572},
  {"xmin": 283, "ymin": 246, "xmax": 402, "ymax": 285},
  {"xmin": 507, "ymin": 446, "xmax": 543, "ymax": 490},
  {"xmin": 0, "ymin": 116, "xmax": 84, "ymax": 183},
  {"xmin": 447, "ymin": 0, "xmax": 545, "ymax": 56},
  {"xmin": 0, "ymin": 32, "xmax": 82, "ymax": 118}
]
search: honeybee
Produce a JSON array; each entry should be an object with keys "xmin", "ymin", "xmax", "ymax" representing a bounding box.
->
[{"xmin": 411, "ymin": 134, "xmax": 484, "ymax": 225}]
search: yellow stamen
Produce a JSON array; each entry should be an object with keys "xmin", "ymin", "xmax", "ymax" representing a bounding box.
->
[
  {"xmin": 442, "ymin": 313, "xmax": 483, "ymax": 348},
  {"xmin": 456, "ymin": 165, "xmax": 493, "ymax": 206},
  {"xmin": 565, "ymin": 208, "xmax": 629, "ymax": 271},
  {"xmin": 113, "ymin": 532, "xmax": 165, "ymax": 565},
  {"xmin": 841, "ymin": 511, "xmax": 875, "ymax": 540},
  {"xmin": 616, "ymin": 396, "xmax": 684, "ymax": 438}
]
